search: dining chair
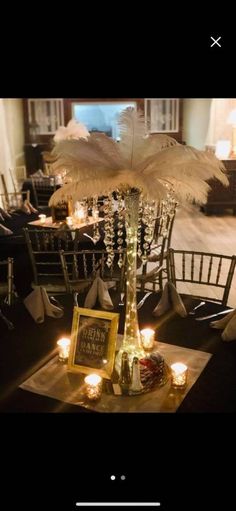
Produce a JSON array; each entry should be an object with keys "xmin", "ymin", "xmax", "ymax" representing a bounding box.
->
[
  {"xmin": 23, "ymin": 227, "xmax": 81, "ymax": 294},
  {"xmin": 0, "ymin": 190, "xmax": 30, "ymax": 211},
  {"xmin": 59, "ymin": 249, "xmax": 127, "ymax": 294},
  {"xmin": 0, "ymin": 174, "xmax": 8, "ymax": 205},
  {"xmin": 0, "ymin": 258, "xmax": 14, "ymax": 305},
  {"xmin": 137, "ymin": 202, "xmax": 178, "ymax": 293},
  {"xmin": 167, "ymin": 248, "xmax": 236, "ymax": 306},
  {"xmin": 30, "ymin": 176, "xmax": 56, "ymax": 209}
]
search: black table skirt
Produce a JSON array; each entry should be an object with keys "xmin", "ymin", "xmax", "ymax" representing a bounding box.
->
[{"xmin": 1, "ymin": 293, "xmax": 236, "ymax": 413}]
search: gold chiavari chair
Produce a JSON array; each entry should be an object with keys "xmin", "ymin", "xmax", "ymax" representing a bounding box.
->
[
  {"xmin": 167, "ymin": 249, "xmax": 236, "ymax": 306},
  {"xmin": 137, "ymin": 203, "xmax": 178, "ymax": 293},
  {"xmin": 59, "ymin": 249, "xmax": 127, "ymax": 294},
  {"xmin": 30, "ymin": 176, "xmax": 56, "ymax": 209},
  {"xmin": 23, "ymin": 228, "xmax": 81, "ymax": 294},
  {"xmin": 0, "ymin": 258, "xmax": 14, "ymax": 306},
  {"xmin": 0, "ymin": 190, "xmax": 30, "ymax": 211}
]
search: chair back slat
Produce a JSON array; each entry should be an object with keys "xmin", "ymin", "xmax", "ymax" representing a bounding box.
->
[
  {"xmin": 207, "ymin": 255, "xmax": 213, "ymax": 283},
  {"xmin": 216, "ymin": 257, "xmax": 222, "ymax": 285},
  {"xmin": 199, "ymin": 254, "xmax": 204, "ymax": 282}
]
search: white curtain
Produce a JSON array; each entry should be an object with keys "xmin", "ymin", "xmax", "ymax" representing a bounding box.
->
[
  {"xmin": 0, "ymin": 99, "xmax": 14, "ymax": 196},
  {"xmin": 205, "ymin": 98, "xmax": 236, "ymax": 148}
]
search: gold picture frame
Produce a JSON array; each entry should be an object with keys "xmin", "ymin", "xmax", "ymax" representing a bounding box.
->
[{"xmin": 68, "ymin": 307, "xmax": 119, "ymax": 379}]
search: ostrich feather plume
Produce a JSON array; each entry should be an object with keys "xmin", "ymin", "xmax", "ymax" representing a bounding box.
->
[{"xmin": 49, "ymin": 110, "xmax": 228, "ymax": 206}]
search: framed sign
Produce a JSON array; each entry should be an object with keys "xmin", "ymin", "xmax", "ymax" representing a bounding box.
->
[{"xmin": 68, "ymin": 307, "xmax": 119, "ymax": 379}]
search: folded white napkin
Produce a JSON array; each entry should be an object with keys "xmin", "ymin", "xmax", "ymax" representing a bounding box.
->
[
  {"xmin": 24, "ymin": 286, "xmax": 63, "ymax": 323},
  {"xmin": 84, "ymin": 277, "xmax": 114, "ymax": 310},
  {"xmin": 20, "ymin": 200, "xmax": 38, "ymax": 215},
  {"xmin": 40, "ymin": 287, "xmax": 64, "ymax": 318},
  {"xmin": 153, "ymin": 281, "xmax": 187, "ymax": 317},
  {"xmin": 30, "ymin": 169, "xmax": 44, "ymax": 178},
  {"xmin": 0, "ymin": 223, "xmax": 13, "ymax": 236},
  {"xmin": 0, "ymin": 207, "xmax": 12, "ymax": 219},
  {"xmin": 210, "ymin": 309, "xmax": 236, "ymax": 341},
  {"xmin": 23, "ymin": 287, "xmax": 45, "ymax": 323}
]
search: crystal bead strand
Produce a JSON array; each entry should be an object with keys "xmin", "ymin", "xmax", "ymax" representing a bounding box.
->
[
  {"xmin": 137, "ymin": 194, "xmax": 144, "ymax": 259},
  {"xmin": 117, "ymin": 190, "xmax": 125, "ymax": 268},
  {"xmin": 103, "ymin": 194, "xmax": 115, "ymax": 268}
]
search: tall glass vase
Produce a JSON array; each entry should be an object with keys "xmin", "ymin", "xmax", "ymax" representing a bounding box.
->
[{"xmin": 116, "ymin": 188, "xmax": 145, "ymax": 371}]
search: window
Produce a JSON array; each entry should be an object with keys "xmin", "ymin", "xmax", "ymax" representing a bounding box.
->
[
  {"xmin": 145, "ymin": 99, "xmax": 179, "ymax": 133},
  {"xmin": 71, "ymin": 101, "xmax": 137, "ymax": 141}
]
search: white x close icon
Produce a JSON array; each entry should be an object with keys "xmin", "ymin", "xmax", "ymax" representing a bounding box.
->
[{"xmin": 210, "ymin": 36, "xmax": 222, "ymax": 47}]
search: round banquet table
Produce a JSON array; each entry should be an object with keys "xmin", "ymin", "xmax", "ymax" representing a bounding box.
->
[{"xmin": 0, "ymin": 292, "xmax": 236, "ymax": 413}]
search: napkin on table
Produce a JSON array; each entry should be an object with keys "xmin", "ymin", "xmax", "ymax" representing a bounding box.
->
[
  {"xmin": 84, "ymin": 276, "xmax": 114, "ymax": 310},
  {"xmin": 0, "ymin": 223, "xmax": 13, "ymax": 236},
  {"xmin": 0, "ymin": 207, "xmax": 12, "ymax": 220},
  {"xmin": 152, "ymin": 281, "xmax": 187, "ymax": 317},
  {"xmin": 210, "ymin": 309, "xmax": 236, "ymax": 341},
  {"xmin": 23, "ymin": 287, "xmax": 45, "ymax": 323},
  {"xmin": 24, "ymin": 286, "xmax": 64, "ymax": 323}
]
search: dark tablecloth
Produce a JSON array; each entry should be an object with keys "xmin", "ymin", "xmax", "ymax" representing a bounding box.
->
[{"xmin": 0, "ymin": 293, "xmax": 236, "ymax": 413}]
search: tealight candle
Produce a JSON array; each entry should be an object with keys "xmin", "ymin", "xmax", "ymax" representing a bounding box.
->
[
  {"xmin": 38, "ymin": 214, "xmax": 46, "ymax": 224},
  {"xmin": 84, "ymin": 374, "xmax": 103, "ymax": 401},
  {"xmin": 171, "ymin": 362, "xmax": 188, "ymax": 389},
  {"xmin": 66, "ymin": 216, "xmax": 73, "ymax": 227},
  {"xmin": 140, "ymin": 328, "xmax": 155, "ymax": 351},
  {"xmin": 74, "ymin": 206, "xmax": 85, "ymax": 223},
  {"xmin": 57, "ymin": 337, "xmax": 71, "ymax": 363}
]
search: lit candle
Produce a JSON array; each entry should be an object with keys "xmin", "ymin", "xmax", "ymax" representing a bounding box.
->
[
  {"xmin": 171, "ymin": 362, "xmax": 188, "ymax": 389},
  {"xmin": 140, "ymin": 328, "xmax": 155, "ymax": 351},
  {"xmin": 38, "ymin": 214, "xmax": 46, "ymax": 224},
  {"xmin": 74, "ymin": 207, "xmax": 85, "ymax": 223},
  {"xmin": 66, "ymin": 216, "xmax": 73, "ymax": 227},
  {"xmin": 84, "ymin": 374, "xmax": 103, "ymax": 401},
  {"xmin": 57, "ymin": 337, "xmax": 71, "ymax": 363}
]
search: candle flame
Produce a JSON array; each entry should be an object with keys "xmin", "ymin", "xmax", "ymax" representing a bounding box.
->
[
  {"xmin": 171, "ymin": 362, "xmax": 187, "ymax": 375},
  {"xmin": 57, "ymin": 338, "xmax": 70, "ymax": 348},
  {"xmin": 85, "ymin": 374, "xmax": 102, "ymax": 385}
]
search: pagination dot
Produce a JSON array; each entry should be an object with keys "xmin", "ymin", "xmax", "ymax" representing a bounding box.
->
[
  {"xmin": 110, "ymin": 475, "xmax": 116, "ymax": 480},
  {"xmin": 121, "ymin": 475, "xmax": 126, "ymax": 480}
]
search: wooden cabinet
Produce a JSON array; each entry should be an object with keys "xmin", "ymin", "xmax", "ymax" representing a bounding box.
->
[
  {"xmin": 202, "ymin": 160, "xmax": 236, "ymax": 215},
  {"xmin": 23, "ymin": 99, "xmax": 64, "ymax": 144}
]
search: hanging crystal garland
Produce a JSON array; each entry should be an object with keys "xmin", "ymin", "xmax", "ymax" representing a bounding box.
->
[
  {"xmin": 140, "ymin": 198, "xmax": 156, "ymax": 264},
  {"xmin": 91, "ymin": 196, "xmax": 100, "ymax": 244},
  {"xmin": 116, "ymin": 190, "xmax": 125, "ymax": 268},
  {"xmin": 137, "ymin": 195, "xmax": 144, "ymax": 260},
  {"xmin": 103, "ymin": 193, "xmax": 115, "ymax": 268}
]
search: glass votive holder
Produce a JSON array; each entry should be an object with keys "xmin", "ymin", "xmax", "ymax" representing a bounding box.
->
[
  {"xmin": 38, "ymin": 214, "xmax": 46, "ymax": 224},
  {"xmin": 66, "ymin": 216, "xmax": 73, "ymax": 227},
  {"xmin": 84, "ymin": 374, "xmax": 103, "ymax": 401},
  {"xmin": 57, "ymin": 337, "xmax": 71, "ymax": 363},
  {"xmin": 74, "ymin": 206, "xmax": 85, "ymax": 224},
  {"xmin": 171, "ymin": 362, "xmax": 188, "ymax": 389},
  {"xmin": 140, "ymin": 328, "xmax": 155, "ymax": 351},
  {"xmin": 93, "ymin": 209, "xmax": 99, "ymax": 220}
]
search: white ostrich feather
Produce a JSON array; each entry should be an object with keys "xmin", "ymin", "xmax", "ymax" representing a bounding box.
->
[
  {"xmin": 53, "ymin": 119, "xmax": 89, "ymax": 142},
  {"xmin": 49, "ymin": 110, "xmax": 228, "ymax": 206},
  {"xmin": 118, "ymin": 109, "xmax": 147, "ymax": 167}
]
